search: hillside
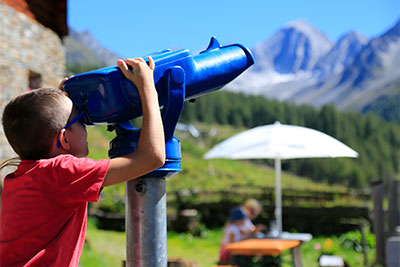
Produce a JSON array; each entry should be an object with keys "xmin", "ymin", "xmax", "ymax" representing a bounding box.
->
[
  {"xmin": 86, "ymin": 122, "xmax": 368, "ymax": 216},
  {"xmin": 182, "ymin": 90, "xmax": 399, "ymax": 185},
  {"xmin": 87, "ymin": 124, "xmax": 348, "ymax": 191}
]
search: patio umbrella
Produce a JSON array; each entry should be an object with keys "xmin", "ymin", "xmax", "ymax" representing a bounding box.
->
[{"xmin": 204, "ymin": 121, "xmax": 358, "ymax": 235}]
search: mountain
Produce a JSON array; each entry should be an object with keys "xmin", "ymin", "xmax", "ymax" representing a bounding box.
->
[
  {"xmin": 340, "ymin": 20, "xmax": 400, "ymax": 88},
  {"xmin": 252, "ymin": 20, "xmax": 333, "ymax": 74},
  {"xmin": 312, "ymin": 31, "xmax": 368, "ymax": 78},
  {"xmin": 229, "ymin": 20, "xmax": 335, "ymax": 101},
  {"xmin": 64, "ymin": 28, "xmax": 120, "ymax": 70},
  {"xmin": 228, "ymin": 19, "xmax": 400, "ymax": 118}
]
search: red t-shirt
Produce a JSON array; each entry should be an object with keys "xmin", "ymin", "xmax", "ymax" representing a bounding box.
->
[{"xmin": 0, "ymin": 154, "xmax": 110, "ymax": 266}]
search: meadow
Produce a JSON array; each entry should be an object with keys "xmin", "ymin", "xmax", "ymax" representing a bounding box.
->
[{"xmin": 80, "ymin": 218, "xmax": 376, "ymax": 267}]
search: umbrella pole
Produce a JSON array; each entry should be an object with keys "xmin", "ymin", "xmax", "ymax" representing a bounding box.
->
[{"xmin": 275, "ymin": 157, "xmax": 282, "ymax": 235}]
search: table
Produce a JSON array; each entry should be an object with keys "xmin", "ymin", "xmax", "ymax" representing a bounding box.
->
[
  {"xmin": 225, "ymin": 238, "xmax": 304, "ymax": 267},
  {"xmin": 225, "ymin": 239, "xmax": 300, "ymax": 256}
]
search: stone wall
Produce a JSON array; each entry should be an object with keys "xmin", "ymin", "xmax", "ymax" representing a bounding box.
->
[{"xmin": 0, "ymin": 2, "xmax": 66, "ymax": 160}]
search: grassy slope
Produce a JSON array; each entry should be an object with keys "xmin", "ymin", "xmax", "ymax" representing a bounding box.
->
[{"xmin": 87, "ymin": 124, "xmax": 350, "ymax": 194}]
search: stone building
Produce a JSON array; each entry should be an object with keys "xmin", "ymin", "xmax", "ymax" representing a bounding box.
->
[{"xmin": 0, "ymin": 0, "xmax": 67, "ymax": 160}]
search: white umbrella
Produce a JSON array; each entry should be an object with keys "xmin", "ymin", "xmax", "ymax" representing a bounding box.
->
[{"xmin": 204, "ymin": 121, "xmax": 358, "ymax": 235}]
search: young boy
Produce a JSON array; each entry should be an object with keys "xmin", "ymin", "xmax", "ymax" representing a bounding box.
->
[
  {"xmin": 0, "ymin": 57, "xmax": 165, "ymax": 266},
  {"xmin": 218, "ymin": 206, "xmax": 247, "ymax": 264}
]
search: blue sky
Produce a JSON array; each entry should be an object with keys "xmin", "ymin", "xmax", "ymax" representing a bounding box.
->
[{"xmin": 68, "ymin": 0, "xmax": 399, "ymax": 58}]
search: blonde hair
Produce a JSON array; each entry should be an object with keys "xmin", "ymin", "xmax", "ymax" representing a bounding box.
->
[{"xmin": 243, "ymin": 199, "xmax": 262, "ymax": 215}]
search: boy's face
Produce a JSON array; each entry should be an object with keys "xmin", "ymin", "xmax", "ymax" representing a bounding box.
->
[{"xmin": 63, "ymin": 98, "xmax": 89, "ymax": 157}]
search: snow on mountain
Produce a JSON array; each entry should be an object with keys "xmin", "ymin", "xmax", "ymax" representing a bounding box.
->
[
  {"xmin": 339, "ymin": 20, "xmax": 400, "ymax": 88},
  {"xmin": 312, "ymin": 31, "xmax": 368, "ymax": 78},
  {"xmin": 331, "ymin": 19, "xmax": 400, "ymax": 110},
  {"xmin": 230, "ymin": 19, "xmax": 331, "ymax": 100},
  {"xmin": 252, "ymin": 20, "xmax": 333, "ymax": 74}
]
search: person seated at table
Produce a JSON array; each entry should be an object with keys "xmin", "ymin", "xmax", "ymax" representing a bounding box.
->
[
  {"xmin": 218, "ymin": 206, "xmax": 247, "ymax": 264},
  {"xmin": 240, "ymin": 199, "xmax": 266, "ymax": 238}
]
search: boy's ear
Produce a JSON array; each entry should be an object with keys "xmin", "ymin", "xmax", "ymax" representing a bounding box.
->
[{"xmin": 58, "ymin": 129, "xmax": 70, "ymax": 150}]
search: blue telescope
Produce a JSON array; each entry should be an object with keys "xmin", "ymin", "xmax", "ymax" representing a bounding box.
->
[
  {"xmin": 63, "ymin": 37, "xmax": 254, "ymax": 176},
  {"xmin": 63, "ymin": 37, "xmax": 254, "ymax": 266}
]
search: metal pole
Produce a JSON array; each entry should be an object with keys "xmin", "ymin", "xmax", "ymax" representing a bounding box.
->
[
  {"xmin": 388, "ymin": 180, "xmax": 400, "ymax": 236},
  {"xmin": 371, "ymin": 180, "xmax": 385, "ymax": 266},
  {"xmin": 125, "ymin": 177, "xmax": 167, "ymax": 267},
  {"xmin": 275, "ymin": 157, "xmax": 282, "ymax": 235}
]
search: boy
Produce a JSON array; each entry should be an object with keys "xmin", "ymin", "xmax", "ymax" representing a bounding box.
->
[
  {"xmin": 0, "ymin": 57, "xmax": 165, "ymax": 266},
  {"xmin": 218, "ymin": 206, "xmax": 247, "ymax": 264}
]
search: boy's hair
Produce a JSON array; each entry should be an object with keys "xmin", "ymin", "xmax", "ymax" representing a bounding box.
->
[{"xmin": 2, "ymin": 88, "xmax": 70, "ymax": 160}]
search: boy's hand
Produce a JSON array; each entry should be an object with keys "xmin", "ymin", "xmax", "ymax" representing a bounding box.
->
[
  {"xmin": 58, "ymin": 76, "xmax": 73, "ymax": 96},
  {"xmin": 103, "ymin": 55, "xmax": 164, "ymax": 187},
  {"xmin": 58, "ymin": 77, "xmax": 68, "ymax": 90},
  {"xmin": 117, "ymin": 57, "xmax": 155, "ymax": 91}
]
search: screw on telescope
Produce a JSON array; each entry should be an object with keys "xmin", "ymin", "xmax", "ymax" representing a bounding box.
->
[{"xmin": 136, "ymin": 182, "xmax": 147, "ymax": 195}]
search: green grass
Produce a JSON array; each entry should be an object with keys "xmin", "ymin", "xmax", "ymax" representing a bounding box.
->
[
  {"xmin": 80, "ymin": 219, "xmax": 376, "ymax": 267},
  {"xmin": 86, "ymin": 126, "xmax": 113, "ymax": 160},
  {"xmin": 291, "ymin": 233, "xmax": 376, "ymax": 267},
  {"xmin": 80, "ymin": 219, "xmax": 222, "ymax": 267},
  {"xmin": 79, "ymin": 219, "xmax": 125, "ymax": 267},
  {"xmin": 167, "ymin": 230, "xmax": 222, "ymax": 266}
]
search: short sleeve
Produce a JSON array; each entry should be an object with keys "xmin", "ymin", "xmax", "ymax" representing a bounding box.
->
[{"xmin": 53, "ymin": 155, "xmax": 110, "ymax": 204}]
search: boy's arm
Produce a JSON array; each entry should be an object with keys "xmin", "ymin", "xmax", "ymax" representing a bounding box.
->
[
  {"xmin": 228, "ymin": 231, "xmax": 236, "ymax": 243},
  {"xmin": 102, "ymin": 57, "xmax": 165, "ymax": 187}
]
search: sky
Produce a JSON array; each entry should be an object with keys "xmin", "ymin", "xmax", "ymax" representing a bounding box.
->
[{"xmin": 68, "ymin": 0, "xmax": 399, "ymax": 58}]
